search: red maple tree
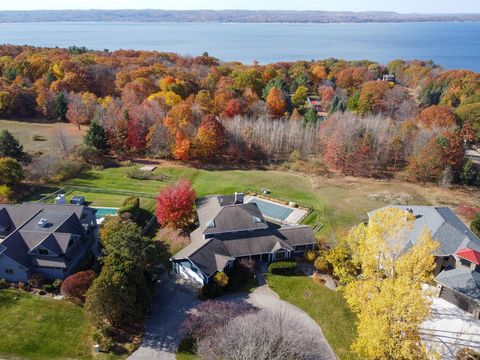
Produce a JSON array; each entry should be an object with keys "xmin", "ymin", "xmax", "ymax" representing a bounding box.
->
[{"xmin": 156, "ymin": 179, "xmax": 196, "ymax": 229}]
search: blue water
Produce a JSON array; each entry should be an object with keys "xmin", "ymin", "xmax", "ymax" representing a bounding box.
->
[
  {"xmin": 0, "ymin": 22, "xmax": 479, "ymax": 71},
  {"xmin": 248, "ymin": 199, "xmax": 293, "ymax": 221},
  {"xmin": 93, "ymin": 207, "xmax": 118, "ymax": 219}
]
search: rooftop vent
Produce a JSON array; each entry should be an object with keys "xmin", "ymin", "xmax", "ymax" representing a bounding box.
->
[
  {"xmin": 37, "ymin": 218, "xmax": 48, "ymax": 228},
  {"xmin": 207, "ymin": 220, "xmax": 215, "ymax": 228},
  {"xmin": 235, "ymin": 192, "xmax": 244, "ymax": 204},
  {"xmin": 253, "ymin": 216, "xmax": 262, "ymax": 224}
]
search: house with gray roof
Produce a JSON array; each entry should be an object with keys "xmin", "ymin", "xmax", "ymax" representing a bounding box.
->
[
  {"xmin": 171, "ymin": 193, "xmax": 317, "ymax": 285},
  {"xmin": 0, "ymin": 203, "xmax": 99, "ymax": 283},
  {"xmin": 368, "ymin": 205, "xmax": 480, "ymax": 317}
]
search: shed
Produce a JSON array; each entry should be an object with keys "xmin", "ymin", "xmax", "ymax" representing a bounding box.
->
[{"xmin": 70, "ymin": 196, "xmax": 85, "ymax": 205}]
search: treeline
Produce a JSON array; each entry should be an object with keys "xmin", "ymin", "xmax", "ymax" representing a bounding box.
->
[
  {"xmin": 1, "ymin": 10, "xmax": 480, "ymax": 23},
  {"xmin": 1, "ymin": 45, "xmax": 479, "ymax": 185}
]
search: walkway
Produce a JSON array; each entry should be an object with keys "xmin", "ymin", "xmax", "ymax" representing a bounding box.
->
[{"xmin": 128, "ymin": 274, "xmax": 199, "ymax": 360}]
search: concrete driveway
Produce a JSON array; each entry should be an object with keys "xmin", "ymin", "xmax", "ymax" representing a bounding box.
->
[
  {"xmin": 422, "ymin": 297, "xmax": 480, "ymax": 359},
  {"xmin": 128, "ymin": 274, "xmax": 199, "ymax": 360}
]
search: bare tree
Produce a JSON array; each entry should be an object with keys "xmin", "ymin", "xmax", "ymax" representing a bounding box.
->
[{"xmin": 196, "ymin": 307, "xmax": 331, "ymax": 360}]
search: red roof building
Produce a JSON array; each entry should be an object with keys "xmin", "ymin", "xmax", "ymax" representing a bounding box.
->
[{"xmin": 456, "ymin": 248, "xmax": 480, "ymax": 265}]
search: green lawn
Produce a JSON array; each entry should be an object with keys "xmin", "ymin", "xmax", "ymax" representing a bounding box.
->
[
  {"xmin": 0, "ymin": 290, "xmax": 92, "ymax": 360},
  {"xmin": 65, "ymin": 165, "xmax": 335, "ymax": 234},
  {"xmin": 267, "ymin": 275, "xmax": 358, "ymax": 360}
]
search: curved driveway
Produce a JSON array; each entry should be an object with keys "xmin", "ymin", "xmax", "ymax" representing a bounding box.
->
[{"xmin": 129, "ymin": 272, "xmax": 336, "ymax": 359}]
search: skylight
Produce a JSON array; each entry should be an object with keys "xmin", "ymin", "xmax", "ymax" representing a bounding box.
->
[
  {"xmin": 207, "ymin": 220, "xmax": 215, "ymax": 228},
  {"xmin": 253, "ymin": 216, "xmax": 262, "ymax": 223}
]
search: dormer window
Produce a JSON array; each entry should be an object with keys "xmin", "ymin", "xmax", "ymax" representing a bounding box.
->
[
  {"xmin": 207, "ymin": 220, "xmax": 215, "ymax": 228},
  {"xmin": 38, "ymin": 249, "xmax": 48, "ymax": 255}
]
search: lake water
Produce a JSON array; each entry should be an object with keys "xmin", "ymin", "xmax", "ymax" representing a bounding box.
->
[{"xmin": 0, "ymin": 22, "xmax": 479, "ymax": 71}]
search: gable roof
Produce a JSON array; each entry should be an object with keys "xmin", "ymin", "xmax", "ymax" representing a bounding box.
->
[
  {"xmin": 368, "ymin": 206, "xmax": 480, "ymax": 256},
  {"xmin": 0, "ymin": 203, "xmax": 96, "ymax": 271},
  {"xmin": 456, "ymin": 248, "xmax": 480, "ymax": 266},
  {"xmin": 197, "ymin": 195, "xmax": 268, "ymax": 235},
  {"xmin": 172, "ymin": 225, "xmax": 316, "ymax": 278},
  {"xmin": 436, "ymin": 268, "xmax": 480, "ymax": 302}
]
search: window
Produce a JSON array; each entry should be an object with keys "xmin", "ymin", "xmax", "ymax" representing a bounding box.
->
[
  {"xmin": 38, "ymin": 249, "xmax": 49, "ymax": 255},
  {"xmin": 5, "ymin": 269, "xmax": 13, "ymax": 274},
  {"xmin": 275, "ymin": 250, "xmax": 286, "ymax": 260}
]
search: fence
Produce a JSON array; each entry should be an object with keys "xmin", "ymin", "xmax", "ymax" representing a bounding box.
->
[{"xmin": 37, "ymin": 186, "xmax": 157, "ymax": 203}]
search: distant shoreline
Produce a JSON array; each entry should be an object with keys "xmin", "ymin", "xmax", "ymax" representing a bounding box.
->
[{"xmin": 0, "ymin": 9, "xmax": 479, "ymax": 24}]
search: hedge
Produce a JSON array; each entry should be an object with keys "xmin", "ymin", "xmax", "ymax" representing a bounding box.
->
[{"xmin": 268, "ymin": 260, "xmax": 297, "ymax": 275}]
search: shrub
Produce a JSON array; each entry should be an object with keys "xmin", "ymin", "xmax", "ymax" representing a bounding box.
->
[
  {"xmin": 61, "ymin": 270, "xmax": 96, "ymax": 303},
  {"xmin": 156, "ymin": 226, "xmax": 190, "ymax": 254},
  {"xmin": 213, "ymin": 271, "xmax": 229, "ymax": 287},
  {"xmin": 268, "ymin": 260, "xmax": 297, "ymax": 275},
  {"xmin": 457, "ymin": 204, "xmax": 480, "ymax": 220},
  {"xmin": 126, "ymin": 168, "xmax": 168, "ymax": 181},
  {"xmin": 17, "ymin": 282, "xmax": 26, "ymax": 290},
  {"xmin": 304, "ymin": 249, "xmax": 317, "ymax": 262},
  {"xmin": 0, "ymin": 278, "xmax": 9, "ymax": 289},
  {"xmin": 28, "ymin": 272, "xmax": 45, "ymax": 288},
  {"xmin": 199, "ymin": 283, "xmax": 224, "ymax": 300},
  {"xmin": 118, "ymin": 196, "xmax": 140, "ymax": 219},
  {"xmin": 457, "ymin": 348, "xmax": 480, "ymax": 360},
  {"xmin": 53, "ymin": 278, "xmax": 63, "ymax": 289},
  {"xmin": 31, "ymin": 134, "xmax": 44, "ymax": 141},
  {"xmin": 0, "ymin": 184, "xmax": 12, "ymax": 203},
  {"xmin": 314, "ymin": 257, "xmax": 329, "ymax": 273},
  {"xmin": 0, "ymin": 157, "xmax": 24, "ymax": 185},
  {"xmin": 471, "ymin": 214, "xmax": 480, "ymax": 238},
  {"xmin": 42, "ymin": 284, "xmax": 55, "ymax": 293},
  {"xmin": 181, "ymin": 300, "xmax": 255, "ymax": 340}
]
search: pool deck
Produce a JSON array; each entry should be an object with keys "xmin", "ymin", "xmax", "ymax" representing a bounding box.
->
[{"xmin": 244, "ymin": 195, "xmax": 308, "ymax": 225}]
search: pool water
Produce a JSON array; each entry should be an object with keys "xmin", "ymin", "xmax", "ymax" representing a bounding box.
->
[
  {"xmin": 94, "ymin": 207, "xmax": 118, "ymax": 219},
  {"xmin": 247, "ymin": 199, "xmax": 293, "ymax": 221}
]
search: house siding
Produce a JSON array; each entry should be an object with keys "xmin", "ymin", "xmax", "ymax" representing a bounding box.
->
[
  {"xmin": 439, "ymin": 286, "xmax": 480, "ymax": 318},
  {"xmin": 0, "ymin": 255, "xmax": 29, "ymax": 282},
  {"xmin": 34, "ymin": 267, "xmax": 65, "ymax": 280}
]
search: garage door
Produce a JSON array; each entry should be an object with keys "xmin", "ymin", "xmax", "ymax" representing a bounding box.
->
[{"xmin": 440, "ymin": 286, "xmax": 477, "ymax": 314}]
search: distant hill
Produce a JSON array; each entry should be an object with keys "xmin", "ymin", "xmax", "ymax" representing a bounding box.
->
[{"xmin": 0, "ymin": 9, "xmax": 479, "ymax": 23}]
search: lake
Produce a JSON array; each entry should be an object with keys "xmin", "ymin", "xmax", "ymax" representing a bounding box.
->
[{"xmin": 0, "ymin": 21, "xmax": 479, "ymax": 71}]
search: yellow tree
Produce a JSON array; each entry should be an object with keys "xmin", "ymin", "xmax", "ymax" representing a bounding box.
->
[{"xmin": 344, "ymin": 207, "xmax": 439, "ymax": 360}]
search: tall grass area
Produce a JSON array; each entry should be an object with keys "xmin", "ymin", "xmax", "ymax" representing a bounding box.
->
[{"xmin": 267, "ymin": 275, "xmax": 358, "ymax": 360}]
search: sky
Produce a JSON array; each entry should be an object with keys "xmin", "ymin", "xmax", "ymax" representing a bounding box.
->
[{"xmin": 0, "ymin": 1, "xmax": 479, "ymax": 14}]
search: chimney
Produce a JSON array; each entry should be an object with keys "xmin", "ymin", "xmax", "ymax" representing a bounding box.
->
[
  {"xmin": 235, "ymin": 192, "xmax": 244, "ymax": 204},
  {"xmin": 37, "ymin": 218, "xmax": 48, "ymax": 228}
]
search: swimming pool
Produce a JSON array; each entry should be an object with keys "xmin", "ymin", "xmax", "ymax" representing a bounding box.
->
[
  {"xmin": 93, "ymin": 207, "xmax": 118, "ymax": 219},
  {"xmin": 247, "ymin": 198, "xmax": 293, "ymax": 221}
]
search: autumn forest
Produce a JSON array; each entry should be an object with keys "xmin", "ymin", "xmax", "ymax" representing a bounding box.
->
[{"xmin": 1, "ymin": 44, "xmax": 479, "ymax": 186}]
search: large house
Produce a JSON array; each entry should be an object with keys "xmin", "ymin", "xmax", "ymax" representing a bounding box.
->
[
  {"xmin": 0, "ymin": 203, "xmax": 99, "ymax": 282},
  {"xmin": 171, "ymin": 193, "xmax": 317, "ymax": 285},
  {"xmin": 368, "ymin": 205, "xmax": 480, "ymax": 317}
]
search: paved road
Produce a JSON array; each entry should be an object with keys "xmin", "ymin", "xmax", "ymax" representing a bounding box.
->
[
  {"xmin": 129, "ymin": 268, "xmax": 336, "ymax": 359},
  {"xmin": 128, "ymin": 275, "xmax": 199, "ymax": 360}
]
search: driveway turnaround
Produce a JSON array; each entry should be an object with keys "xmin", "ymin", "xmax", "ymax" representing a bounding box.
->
[
  {"xmin": 130, "ymin": 269, "xmax": 336, "ymax": 360},
  {"xmin": 128, "ymin": 275, "xmax": 199, "ymax": 360},
  {"xmin": 422, "ymin": 297, "xmax": 480, "ymax": 359}
]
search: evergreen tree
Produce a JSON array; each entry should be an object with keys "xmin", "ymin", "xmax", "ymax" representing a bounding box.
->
[
  {"xmin": 53, "ymin": 92, "xmax": 68, "ymax": 120},
  {"xmin": 471, "ymin": 214, "xmax": 480, "ymax": 238},
  {"xmin": 0, "ymin": 130, "xmax": 25, "ymax": 161},
  {"xmin": 84, "ymin": 121, "xmax": 108, "ymax": 151},
  {"xmin": 303, "ymin": 108, "xmax": 318, "ymax": 125}
]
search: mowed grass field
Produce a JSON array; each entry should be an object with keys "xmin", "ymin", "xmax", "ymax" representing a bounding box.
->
[
  {"xmin": 64, "ymin": 164, "xmax": 480, "ymax": 237},
  {"xmin": 0, "ymin": 290, "xmax": 88, "ymax": 360},
  {"xmin": 0, "ymin": 119, "xmax": 84, "ymax": 153}
]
